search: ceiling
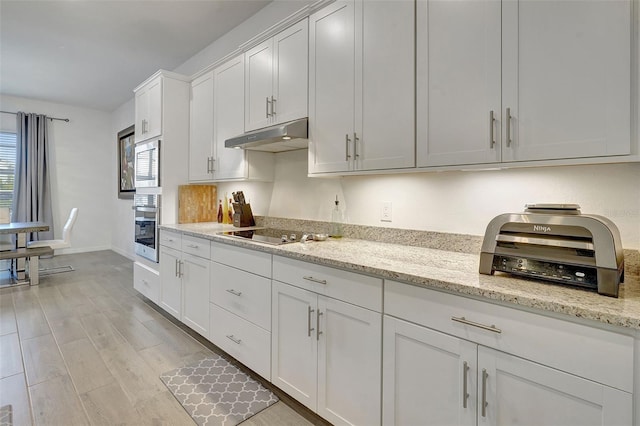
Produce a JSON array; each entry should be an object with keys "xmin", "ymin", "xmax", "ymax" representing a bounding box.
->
[{"xmin": 0, "ymin": 0, "xmax": 272, "ymax": 112}]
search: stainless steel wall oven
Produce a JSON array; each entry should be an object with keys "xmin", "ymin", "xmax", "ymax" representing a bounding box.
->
[
  {"xmin": 134, "ymin": 139, "xmax": 160, "ymax": 188},
  {"xmin": 134, "ymin": 193, "xmax": 160, "ymax": 262}
]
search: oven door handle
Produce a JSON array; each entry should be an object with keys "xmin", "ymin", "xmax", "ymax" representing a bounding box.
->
[{"xmin": 133, "ymin": 207, "xmax": 158, "ymax": 212}]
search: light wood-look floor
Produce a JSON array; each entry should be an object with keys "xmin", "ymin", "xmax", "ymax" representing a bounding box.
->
[{"xmin": 0, "ymin": 251, "xmax": 322, "ymax": 426}]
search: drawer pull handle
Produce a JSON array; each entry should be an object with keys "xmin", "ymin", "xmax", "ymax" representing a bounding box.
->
[
  {"xmin": 451, "ymin": 316, "xmax": 502, "ymax": 334},
  {"xmin": 141, "ymin": 279, "xmax": 148, "ymax": 286},
  {"xmin": 462, "ymin": 361, "xmax": 469, "ymax": 409},
  {"xmin": 303, "ymin": 276, "xmax": 327, "ymax": 285},
  {"xmin": 316, "ymin": 310, "xmax": 323, "ymax": 340},
  {"xmin": 186, "ymin": 244, "xmax": 199, "ymax": 249},
  {"xmin": 481, "ymin": 368, "xmax": 488, "ymax": 418},
  {"xmin": 226, "ymin": 335, "xmax": 242, "ymax": 345},
  {"xmin": 226, "ymin": 289, "xmax": 242, "ymax": 297},
  {"xmin": 308, "ymin": 306, "xmax": 315, "ymax": 337}
]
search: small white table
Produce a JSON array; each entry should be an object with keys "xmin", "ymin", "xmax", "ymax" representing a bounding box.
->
[{"xmin": 0, "ymin": 221, "xmax": 50, "ymax": 284}]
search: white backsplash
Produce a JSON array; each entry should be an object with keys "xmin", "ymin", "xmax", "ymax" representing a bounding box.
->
[{"xmin": 216, "ymin": 150, "xmax": 640, "ymax": 250}]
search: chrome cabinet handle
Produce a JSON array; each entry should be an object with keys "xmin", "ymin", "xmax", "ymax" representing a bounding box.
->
[
  {"xmin": 226, "ymin": 289, "xmax": 242, "ymax": 297},
  {"xmin": 451, "ymin": 316, "xmax": 502, "ymax": 334},
  {"xmin": 505, "ymin": 107, "xmax": 512, "ymax": 147},
  {"xmin": 345, "ymin": 134, "xmax": 351, "ymax": 160},
  {"xmin": 489, "ymin": 111, "xmax": 495, "ymax": 148},
  {"xmin": 175, "ymin": 259, "xmax": 179, "ymax": 277},
  {"xmin": 226, "ymin": 335, "xmax": 242, "ymax": 345},
  {"xmin": 481, "ymin": 368, "xmax": 488, "ymax": 418},
  {"xmin": 303, "ymin": 276, "xmax": 327, "ymax": 285},
  {"xmin": 308, "ymin": 306, "xmax": 315, "ymax": 337},
  {"xmin": 141, "ymin": 279, "xmax": 148, "ymax": 287},
  {"xmin": 462, "ymin": 361, "xmax": 469, "ymax": 409},
  {"xmin": 186, "ymin": 244, "xmax": 199, "ymax": 249},
  {"xmin": 179, "ymin": 260, "xmax": 184, "ymax": 278},
  {"xmin": 316, "ymin": 310, "xmax": 323, "ymax": 340},
  {"xmin": 354, "ymin": 132, "xmax": 359, "ymax": 158},
  {"xmin": 266, "ymin": 97, "xmax": 272, "ymax": 118},
  {"xmin": 207, "ymin": 157, "xmax": 214, "ymax": 174},
  {"xmin": 271, "ymin": 96, "xmax": 276, "ymax": 115}
]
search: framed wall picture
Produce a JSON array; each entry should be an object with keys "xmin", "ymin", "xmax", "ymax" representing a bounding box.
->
[{"xmin": 117, "ymin": 125, "xmax": 135, "ymax": 199}]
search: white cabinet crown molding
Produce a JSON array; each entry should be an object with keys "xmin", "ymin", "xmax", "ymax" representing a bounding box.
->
[{"xmin": 133, "ymin": 69, "xmax": 190, "ymax": 93}]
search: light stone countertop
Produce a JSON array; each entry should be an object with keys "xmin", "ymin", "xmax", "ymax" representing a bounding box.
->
[{"xmin": 160, "ymin": 223, "xmax": 640, "ymax": 331}]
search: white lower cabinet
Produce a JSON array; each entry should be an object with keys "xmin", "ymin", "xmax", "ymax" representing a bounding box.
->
[
  {"xmin": 159, "ymin": 231, "xmax": 210, "ymax": 337},
  {"xmin": 133, "ymin": 261, "xmax": 160, "ymax": 304},
  {"xmin": 383, "ymin": 280, "xmax": 634, "ymax": 426},
  {"xmin": 271, "ymin": 280, "xmax": 382, "ymax": 426},
  {"xmin": 383, "ymin": 316, "xmax": 477, "ymax": 426},
  {"xmin": 209, "ymin": 244, "xmax": 272, "ymax": 380}
]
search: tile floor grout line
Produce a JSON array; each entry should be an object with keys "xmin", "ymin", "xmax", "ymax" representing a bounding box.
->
[{"xmin": 32, "ymin": 283, "xmax": 94, "ymax": 426}]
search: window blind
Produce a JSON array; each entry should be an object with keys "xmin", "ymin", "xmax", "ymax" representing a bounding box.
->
[{"xmin": 0, "ymin": 132, "xmax": 16, "ymax": 210}]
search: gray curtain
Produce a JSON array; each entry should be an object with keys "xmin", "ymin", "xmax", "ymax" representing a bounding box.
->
[{"xmin": 11, "ymin": 112, "xmax": 54, "ymax": 241}]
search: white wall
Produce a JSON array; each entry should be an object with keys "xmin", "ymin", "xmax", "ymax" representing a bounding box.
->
[
  {"xmin": 174, "ymin": 0, "xmax": 314, "ymax": 77},
  {"xmin": 110, "ymin": 98, "xmax": 136, "ymax": 259},
  {"xmin": 216, "ymin": 150, "xmax": 640, "ymax": 250},
  {"xmin": 0, "ymin": 94, "xmax": 112, "ymax": 253}
]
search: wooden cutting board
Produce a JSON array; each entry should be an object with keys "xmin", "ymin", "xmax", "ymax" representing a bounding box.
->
[{"xmin": 178, "ymin": 185, "xmax": 217, "ymax": 223}]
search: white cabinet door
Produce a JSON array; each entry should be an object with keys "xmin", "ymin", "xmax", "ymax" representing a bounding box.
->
[
  {"xmin": 502, "ymin": 0, "xmax": 630, "ymax": 162},
  {"xmin": 417, "ymin": 0, "xmax": 501, "ymax": 167},
  {"xmin": 383, "ymin": 316, "xmax": 476, "ymax": 426},
  {"xmin": 189, "ymin": 71, "xmax": 214, "ymax": 182},
  {"xmin": 358, "ymin": 0, "xmax": 415, "ymax": 170},
  {"xmin": 159, "ymin": 246, "xmax": 181, "ymax": 319},
  {"xmin": 317, "ymin": 296, "xmax": 382, "ymax": 426},
  {"xmin": 308, "ymin": 0, "xmax": 355, "ymax": 173},
  {"xmin": 181, "ymin": 253, "xmax": 210, "ymax": 337},
  {"xmin": 213, "ymin": 55, "xmax": 247, "ymax": 180},
  {"xmin": 271, "ymin": 281, "xmax": 318, "ymax": 411},
  {"xmin": 478, "ymin": 347, "xmax": 632, "ymax": 426},
  {"xmin": 134, "ymin": 76, "xmax": 163, "ymax": 143},
  {"xmin": 146, "ymin": 77, "xmax": 162, "ymax": 141},
  {"xmin": 134, "ymin": 88, "xmax": 148, "ymax": 142},
  {"xmin": 245, "ymin": 39, "xmax": 274, "ymax": 132},
  {"xmin": 272, "ymin": 19, "xmax": 308, "ymax": 126}
]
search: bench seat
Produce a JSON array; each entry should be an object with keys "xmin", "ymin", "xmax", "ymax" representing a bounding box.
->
[
  {"xmin": 0, "ymin": 246, "xmax": 53, "ymax": 285},
  {"xmin": 0, "ymin": 246, "xmax": 54, "ymax": 260}
]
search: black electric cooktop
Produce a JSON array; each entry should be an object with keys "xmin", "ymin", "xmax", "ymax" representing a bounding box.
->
[{"xmin": 219, "ymin": 228, "xmax": 300, "ymax": 245}]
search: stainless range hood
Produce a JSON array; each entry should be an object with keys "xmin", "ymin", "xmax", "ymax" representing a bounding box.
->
[{"xmin": 225, "ymin": 118, "xmax": 308, "ymax": 152}]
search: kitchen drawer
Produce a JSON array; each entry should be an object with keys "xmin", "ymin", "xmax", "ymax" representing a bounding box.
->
[
  {"xmin": 182, "ymin": 234, "xmax": 211, "ymax": 259},
  {"xmin": 384, "ymin": 280, "xmax": 634, "ymax": 393},
  {"xmin": 210, "ymin": 303, "xmax": 271, "ymax": 380},
  {"xmin": 159, "ymin": 230, "xmax": 181, "ymax": 250},
  {"xmin": 211, "ymin": 242, "xmax": 271, "ymax": 277},
  {"xmin": 133, "ymin": 261, "xmax": 160, "ymax": 303},
  {"xmin": 211, "ymin": 262, "xmax": 271, "ymax": 331},
  {"xmin": 273, "ymin": 255, "xmax": 382, "ymax": 312}
]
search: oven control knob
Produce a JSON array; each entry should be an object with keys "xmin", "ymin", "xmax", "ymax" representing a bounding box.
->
[{"xmin": 290, "ymin": 234, "xmax": 297, "ymax": 241}]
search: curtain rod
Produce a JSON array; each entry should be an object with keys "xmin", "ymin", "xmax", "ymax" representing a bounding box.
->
[{"xmin": 1, "ymin": 110, "xmax": 70, "ymax": 123}]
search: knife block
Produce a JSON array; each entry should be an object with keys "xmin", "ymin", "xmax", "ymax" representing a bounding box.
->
[{"xmin": 233, "ymin": 203, "xmax": 255, "ymax": 227}]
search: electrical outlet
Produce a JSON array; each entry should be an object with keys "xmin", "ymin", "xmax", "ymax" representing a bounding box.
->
[{"xmin": 381, "ymin": 202, "xmax": 392, "ymax": 222}]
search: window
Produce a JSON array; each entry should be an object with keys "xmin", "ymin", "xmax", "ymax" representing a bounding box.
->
[{"xmin": 0, "ymin": 132, "xmax": 16, "ymax": 211}]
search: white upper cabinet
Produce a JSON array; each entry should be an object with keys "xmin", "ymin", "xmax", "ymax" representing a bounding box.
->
[
  {"xmin": 213, "ymin": 56, "xmax": 248, "ymax": 180},
  {"xmin": 245, "ymin": 19, "xmax": 308, "ymax": 132},
  {"xmin": 189, "ymin": 71, "xmax": 214, "ymax": 182},
  {"xmin": 418, "ymin": 0, "xmax": 631, "ymax": 167},
  {"xmin": 213, "ymin": 56, "xmax": 274, "ymax": 181},
  {"xmin": 501, "ymin": 0, "xmax": 631, "ymax": 162},
  {"xmin": 309, "ymin": 0, "xmax": 415, "ymax": 174},
  {"xmin": 416, "ymin": 0, "xmax": 501, "ymax": 167},
  {"xmin": 134, "ymin": 76, "xmax": 162, "ymax": 143}
]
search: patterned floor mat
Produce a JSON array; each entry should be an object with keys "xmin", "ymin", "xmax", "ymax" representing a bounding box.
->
[{"xmin": 160, "ymin": 355, "xmax": 278, "ymax": 426}]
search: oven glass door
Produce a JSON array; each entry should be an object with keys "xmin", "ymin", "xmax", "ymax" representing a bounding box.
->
[
  {"xmin": 134, "ymin": 140, "xmax": 160, "ymax": 188},
  {"xmin": 135, "ymin": 210, "xmax": 157, "ymax": 251}
]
